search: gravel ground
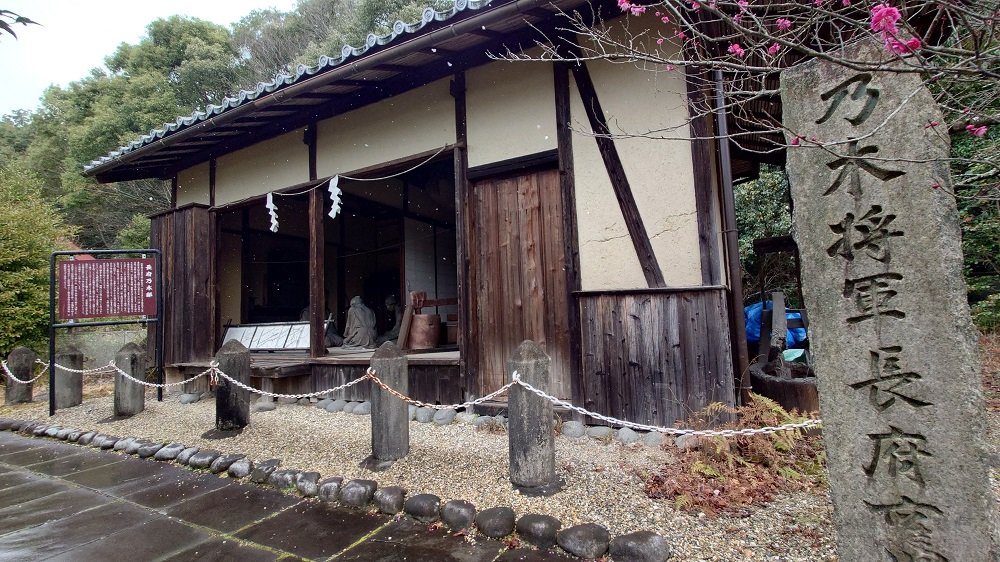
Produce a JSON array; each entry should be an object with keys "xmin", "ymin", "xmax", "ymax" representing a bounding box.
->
[{"xmin": 2, "ymin": 386, "xmax": 838, "ymax": 561}]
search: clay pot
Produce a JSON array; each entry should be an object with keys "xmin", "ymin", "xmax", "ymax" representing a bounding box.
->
[{"xmin": 408, "ymin": 314, "xmax": 441, "ymax": 349}]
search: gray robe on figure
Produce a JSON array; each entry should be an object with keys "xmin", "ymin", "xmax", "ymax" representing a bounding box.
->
[{"xmin": 341, "ymin": 296, "xmax": 377, "ymax": 349}]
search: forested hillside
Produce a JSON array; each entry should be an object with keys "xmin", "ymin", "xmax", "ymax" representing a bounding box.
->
[{"xmin": 0, "ymin": 0, "xmax": 451, "ymax": 250}]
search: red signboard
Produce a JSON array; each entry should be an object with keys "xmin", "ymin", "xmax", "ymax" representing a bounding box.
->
[{"xmin": 58, "ymin": 258, "xmax": 157, "ymax": 320}]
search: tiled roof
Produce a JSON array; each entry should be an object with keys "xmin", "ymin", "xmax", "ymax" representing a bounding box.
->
[{"xmin": 83, "ymin": 0, "xmax": 495, "ymax": 172}]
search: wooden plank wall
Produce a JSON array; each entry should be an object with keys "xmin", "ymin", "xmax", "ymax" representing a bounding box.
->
[
  {"xmin": 577, "ymin": 287, "xmax": 736, "ymax": 426},
  {"xmin": 311, "ymin": 365, "xmax": 462, "ymax": 404},
  {"xmin": 469, "ymin": 168, "xmax": 572, "ymax": 399},
  {"xmin": 150, "ymin": 205, "xmax": 214, "ymax": 365}
]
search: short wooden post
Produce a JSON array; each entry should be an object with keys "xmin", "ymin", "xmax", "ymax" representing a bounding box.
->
[
  {"xmin": 508, "ymin": 340, "xmax": 561, "ymax": 496},
  {"xmin": 215, "ymin": 340, "xmax": 251, "ymax": 431},
  {"xmin": 369, "ymin": 342, "xmax": 409, "ymax": 467},
  {"xmin": 113, "ymin": 342, "xmax": 145, "ymax": 417},
  {"xmin": 54, "ymin": 346, "xmax": 83, "ymax": 409},
  {"xmin": 5, "ymin": 347, "xmax": 36, "ymax": 405}
]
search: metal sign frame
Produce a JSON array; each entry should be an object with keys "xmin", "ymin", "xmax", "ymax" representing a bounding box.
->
[{"xmin": 48, "ymin": 249, "xmax": 165, "ymax": 415}]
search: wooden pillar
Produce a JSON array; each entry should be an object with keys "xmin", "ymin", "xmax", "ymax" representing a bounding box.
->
[
  {"xmin": 553, "ymin": 61, "xmax": 585, "ymax": 420},
  {"xmin": 306, "ymin": 124, "xmax": 326, "ymax": 358},
  {"xmin": 452, "ymin": 72, "xmax": 475, "ymax": 399}
]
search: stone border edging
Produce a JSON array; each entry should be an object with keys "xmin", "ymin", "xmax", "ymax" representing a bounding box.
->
[{"xmin": 0, "ymin": 417, "xmax": 671, "ymax": 562}]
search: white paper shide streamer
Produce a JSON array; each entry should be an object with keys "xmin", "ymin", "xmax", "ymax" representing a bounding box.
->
[
  {"xmin": 266, "ymin": 192, "xmax": 279, "ymax": 232},
  {"xmin": 328, "ymin": 175, "xmax": 342, "ymax": 219}
]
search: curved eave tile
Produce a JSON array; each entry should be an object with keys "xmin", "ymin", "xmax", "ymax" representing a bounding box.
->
[{"xmin": 84, "ymin": 0, "xmax": 495, "ymax": 172}]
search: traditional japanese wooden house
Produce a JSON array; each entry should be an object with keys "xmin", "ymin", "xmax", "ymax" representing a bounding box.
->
[{"xmin": 83, "ymin": 0, "xmax": 749, "ymax": 426}]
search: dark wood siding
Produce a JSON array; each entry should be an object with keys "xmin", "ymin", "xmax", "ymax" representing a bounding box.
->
[
  {"xmin": 577, "ymin": 287, "xmax": 735, "ymax": 426},
  {"xmin": 150, "ymin": 205, "xmax": 215, "ymax": 365},
  {"xmin": 469, "ymin": 168, "xmax": 572, "ymax": 398},
  {"xmin": 311, "ymin": 365, "xmax": 462, "ymax": 404}
]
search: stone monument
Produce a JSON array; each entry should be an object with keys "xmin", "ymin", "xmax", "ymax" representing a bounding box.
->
[{"xmin": 782, "ymin": 41, "xmax": 999, "ymax": 561}]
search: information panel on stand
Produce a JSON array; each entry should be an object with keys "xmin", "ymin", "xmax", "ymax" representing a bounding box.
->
[{"xmin": 57, "ymin": 258, "xmax": 157, "ymax": 320}]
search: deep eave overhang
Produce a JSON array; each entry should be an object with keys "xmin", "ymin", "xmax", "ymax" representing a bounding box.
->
[{"xmin": 84, "ymin": 0, "xmax": 597, "ymax": 183}]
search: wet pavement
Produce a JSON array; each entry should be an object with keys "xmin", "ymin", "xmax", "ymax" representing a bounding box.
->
[{"xmin": 0, "ymin": 431, "xmax": 558, "ymax": 561}]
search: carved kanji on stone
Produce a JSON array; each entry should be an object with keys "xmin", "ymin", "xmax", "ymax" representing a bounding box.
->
[
  {"xmin": 849, "ymin": 346, "xmax": 932, "ymax": 411},
  {"xmin": 824, "ymin": 140, "xmax": 906, "ymax": 198},
  {"xmin": 828, "ymin": 205, "xmax": 903, "ymax": 262},
  {"xmin": 865, "ymin": 496, "xmax": 948, "ymax": 562},
  {"xmin": 816, "ymin": 74, "xmax": 881, "ymax": 127},
  {"xmin": 864, "ymin": 426, "xmax": 932, "ymax": 485},
  {"xmin": 843, "ymin": 272, "xmax": 906, "ymax": 324}
]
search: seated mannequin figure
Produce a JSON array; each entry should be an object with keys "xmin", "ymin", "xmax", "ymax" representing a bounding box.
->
[
  {"xmin": 299, "ymin": 306, "xmax": 344, "ymax": 347},
  {"xmin": 341, "ymin": 296, "xmax": 377, "ymax": 349},
  {"xmin": 376, "ymin": 295, "xmax": 403, "ymax": 345}
]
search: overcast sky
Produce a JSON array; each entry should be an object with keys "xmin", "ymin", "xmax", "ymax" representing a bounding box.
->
[{"xmin": 0, "ymin": 0, "xmax": 299, "ymax": 116}]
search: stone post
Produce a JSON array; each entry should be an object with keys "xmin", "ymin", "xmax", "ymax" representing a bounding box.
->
[
  {"xmin": 782, "ymin": 41, "xmax": 999, "ymax": 561},
  {"xmin": 215, "ymin": 340, "xmax": 251, "ymax": 431},
  {"xmin": 113, "ymin": 342, "xmax": 146, "ymax": 417},
  {"xmin": 507, "ymin": 340, "xmax": 561, "ymax": 496},
  {"xmin": 54, "ymin": 346, "xmax": 84, "ymax": 409},
  {"xmin": 369, "ymin": 342, "xmax": 409, "ymax": 467},
  {"xmin": 5, "ymin": 347, "xmax": 36, "ymax": 404}
]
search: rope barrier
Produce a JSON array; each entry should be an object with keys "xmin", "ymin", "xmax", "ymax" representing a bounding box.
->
[
  {"xmin": 1, "ymin": 361, "xmax": 46, "ymax": 385},
  {"xmin": 26, "ymin": 359, "xmax": 822, "ymax": 438}
]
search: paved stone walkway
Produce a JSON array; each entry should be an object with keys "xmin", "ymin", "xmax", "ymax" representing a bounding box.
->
[{"xmin": 0, "ymin": 431, "xmax": 566, "ymax": 561}]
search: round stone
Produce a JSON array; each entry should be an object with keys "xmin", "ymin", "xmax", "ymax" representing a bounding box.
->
[
  {"xmin": 77, "ymin": 432, "xmax": 97, "ymax": 445},
  {"xmin": 339, "ymin": 479, "xmax": 377, "ymax": 508},
  {"xmin": 250, "ymin": 459, "xmax": 281, "ymax": 484},
  {"xmin": 609, "ymin": 531, "xmax": 671, "ymax": 562},
  {"xmin": 137, "ymin": 442, "xmax": 163, "ymax": 458},
  {"xmin": 516, "ymin": 514, "xmax": 561, "ymax": 548},
  {"xmin": 327, "ymin": 399, "xmax": 348, "ymax": 413},
  {"xmin": 642, "ymin": 431, "xmax": 665, "ymax": 448},
  {"xmin": 179, "ymin": 393, "xmax": 200, "ymax": 404},
  {"xmin": 44, "ymin": 426, "xmax": 62, "ymax": 438},
  {"xmin": 441, "ymin": 500, "xmax": 476, "ymax": 531},
  {"xmin": 373, "ymin": 486, "xmax": 406, "ymax": 514},
  {"xmin": 403, "ymin": 493, "xmax": 440, "ymax": 522},
  {"xmin": 113, "ymin": 437, "xmax": 135, "ymax": 452},
  {"xmin": 316, "ymin": 399, "xmax": 332, "ymax": 409},
  {"xmin": 188, "ymin": 449, "xmax": 222, "ymax": 469},
  {"xmin": 277, "ymin": 396, "xmax": 298, "ymax": 405},
  {"xmin": 209, "ymin": 454, "xmax": 245, "ymax": 474},
  {"xmin": 100, "ymin": 436, "xmax": 121, "ymax": 450},
  {"xmin": 415, "ymin": 407, "xmax": 435, "ymax": 423},
  {"xmin": 472, "ymin": 416, "xmax": 495, "ymax": 428},
  {"xmin": 616, "ymin": 427, "xmax": 640, "ymax": 444},
  {"xmin": 343, "ymin": 402, "xmax": 359, "ymax": 414},
  {"xmin": 296, "ymin": 471, "xmax": 320, "ymax": 496},
  {"xmin": 255, "ymin": 398, "xmax": 277, "ymax": 412},
  {"xmin": 55, "ymin": 427, "xmax": 74, "ymax": 440},
  {"xmin": 561, "ymin": 421, "xmax": 586, "ymax": 438},
  {"xmin": 353, "ymin": 401, "xmax": 371, "ymax": 415},
  {"xmin": 586, "ymin": 426, "xmax": 614, "ymax": 440},
  {"xmin": 199, "ymin": 391, "xmax": 213, "ymax": 400},
  {"xmin": 456, "ymin": 412, "xmax": 478, "ymax": 424},
  {"xmin": 297, "ymin": 397, "xmax": 310, "ymax": 405},
  {"xmin": 432, "ymin": 409, "xmax": 457, "ymax": 425},
  {"xmin": 408, "ymin": 405, "xmax": 417, "ymax": 420},
  {"xmin": 268, "ymin": 469, "xmax": 299, "ymax": 490},
  {"xmin": 176, "ymin": 447, "xmax": 200, "ymax": 465},
  {"xmin": 317, "ymin": 477, "xmax": 344, "ymax": 502},
  {"xmin": 557, "ymin": 523, "xmax": 610, "ymax": 559},
  {"xmin": 153, "ymin": 443, "xmax": 186, "ymax": 461},
  {"xmin": 125, "ymin": 439, "xmax": 150, "ymax": 455},
  {"xmin": 475, "ymin": 506, "xmax": 515, "ymax": 539},
  {"xmin": 227, "ymin": 458, "xmax": 253, "ymax": 478}
]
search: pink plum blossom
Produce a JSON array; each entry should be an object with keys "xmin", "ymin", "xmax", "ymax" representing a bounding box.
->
[
  {"xmin": 966, "ymin": 124, "xmax": 988, "ymax": 137},
  {"xmin": 727, "ymin": 43, "xmax": 746, "ymax": 57},
  {"xmin": 870, "ymin": 3, "xmax": 901, "ymax": 34},
  {"xmin": 767, "ymin": 42, "xmax": 781, "ymax": 55},
  {"xmin": 776, "ymin": 18, "xmax": 792, "ymax": 30}
]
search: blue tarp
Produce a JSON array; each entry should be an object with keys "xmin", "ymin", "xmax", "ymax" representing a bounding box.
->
[{"xmin": 745, "ymin": 301, "xmax": 807, "ymax": 347}]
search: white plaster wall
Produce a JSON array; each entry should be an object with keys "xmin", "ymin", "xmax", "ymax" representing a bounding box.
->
[
  {"xmin": 466, "ymin": 59, "xmax": 557, "ymax": 167},
  {"xmin": 572, "ymin": 24, "xmax": 701, "ymax": 290},
  {"xmin": 175, "ymin": 162, "xmax": 210, "ymax": 206},
  {"xmin": 215, "ymin": 128, "xmax": 309, "ymax": 205},
  {"xmin": 316, "ymin": 79, "xmax": 455, "ymax": 177}
]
